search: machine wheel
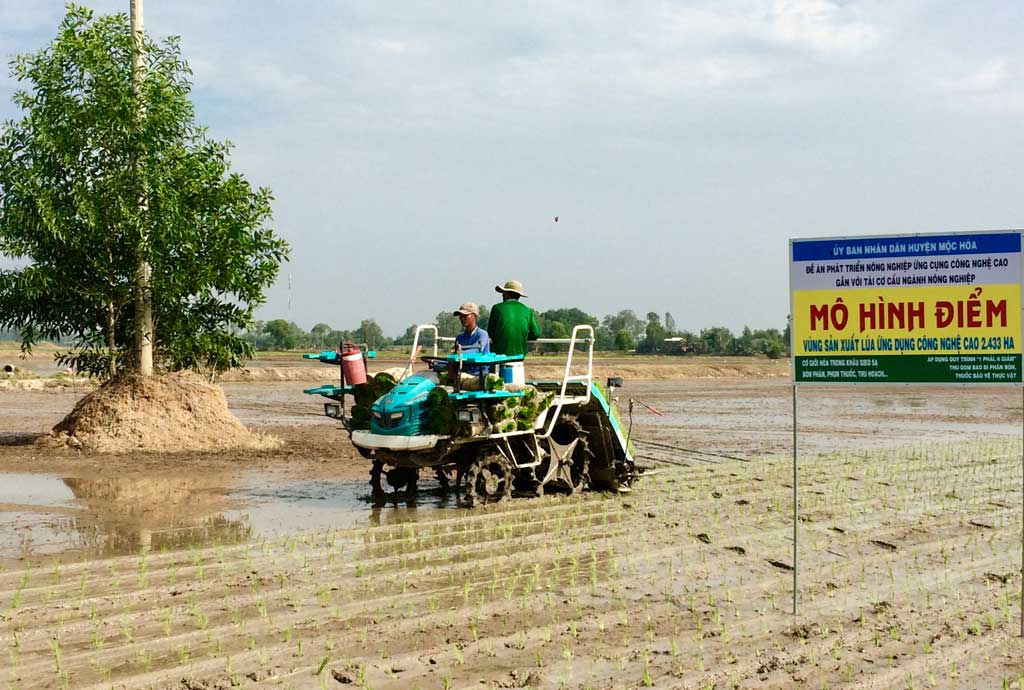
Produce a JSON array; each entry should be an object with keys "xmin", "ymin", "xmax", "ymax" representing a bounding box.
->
[
  {"xmin": 370, "ymin": 462, "xmax": 419, "ymax": 499},
  {"xmin": 539, "ymin": 417, "xmax": 592, "ymax": 494},
  {"xmin": 435, "ymin": 466, "xmax": 452, "ymax": 493},
  {"xmin": 565, "ymin": 453, "xmax": 590, "ymax": 495},
  {"xmin": 579, "ymin": 412, "xmax": 635, "ymax": 490},
  {"xmin": 370, "ymin": 461, "xmax": 386, "ymax": 498},
  {"xmin": 464, "ymin": 452, "xmax": 513, "ymax": 507}
]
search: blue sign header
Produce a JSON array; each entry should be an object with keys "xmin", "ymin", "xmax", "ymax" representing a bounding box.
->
[{"xmin": 792, "ymin": 232, "xmax": 1021, "ymax": 262}]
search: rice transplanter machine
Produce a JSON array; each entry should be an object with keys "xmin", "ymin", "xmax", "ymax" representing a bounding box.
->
[{"xmin": 303, "ymin": 325, "xmax": 638, "ymax": 506}]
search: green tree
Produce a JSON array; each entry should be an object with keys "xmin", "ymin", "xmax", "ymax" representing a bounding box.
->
[
  {"xmin": 0, "ymin": 7, "xmax": 287, "ymax": 378},
  {"xmin": 538, "ymin": 307, "xmax": 598, "ymax": 348},
  {"xmin": 263, "ymin": 320, "xmax": 301, "ymax": 350},
  {"xmin": 310, "ymin": 323, "xmax": 332, "ymax": 348},
  {"xmin": 637, "ymin": 312, "xmax": 668, "ymax": 354},
  {"xmin": 613, "ymin": 329, "xmax": 635, "ymax": 352},
  {"xmin": 393, "ymin": 324, "xmax": 419, "ymax": 347},
  {"xmin": 328, "ymin": 329, "xmax": 352, "ymax": 347},
  {"xmin": 540, "ymin": 320, "xmax": 568, "ymax": 353},
  {"xmin": 353, "ymin": 319, "xmax": 387, "ymax": 350},
  {"xmin": 700, "ymin": 326, "xmax": 734, "ymax": 354},
  {"xmin": 675, "ymin": 330, "xmax": 699, "ymax": 354},
  {"xmin": 750, "ymin": 327, "xmax": 786, "ymax": 358},
  {"xmin": 599, "ymin": 310, "xmax": 644, "ymax": 350},
  {"xmin": 539, "ymin": 308, "xmax": 598, "ymax": 330},
  {"xmin": 665, "ymin": 311, "xmax": 677, "ymax": 334},
  {"xmin": 732, "ymin": 326, "xmax": 755, "ymax": 355},
  {"xmin": 434, "ymin": 310, "xmax": 462, "ymax": 338}
]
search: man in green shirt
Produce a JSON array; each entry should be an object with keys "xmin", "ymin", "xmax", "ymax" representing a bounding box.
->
[{"xmin": 488, "ymin": 279, "xmax": 541, "ymax": 356}]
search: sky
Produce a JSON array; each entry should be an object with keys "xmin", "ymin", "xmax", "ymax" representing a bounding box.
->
[{"xmin": 2, "ymin": 1, "xmax": 1023, "ymax": 336}]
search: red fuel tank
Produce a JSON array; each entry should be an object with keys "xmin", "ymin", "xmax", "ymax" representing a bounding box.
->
[{"xmin": 340, "ymin": 344, "xmax": 367, "ymax": 386}]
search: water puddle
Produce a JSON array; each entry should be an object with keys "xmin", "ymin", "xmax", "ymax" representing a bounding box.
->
[
  {"xmin": 227, "ymin": 474, "xmax": 460, "ymax": 534},
  {"xmin": 0, "ymin": 471, "xmax": 456, "ymax": 563},
  {"xmin": 0, "ymin": 472, "xmax": 76, "ymax": 507}
]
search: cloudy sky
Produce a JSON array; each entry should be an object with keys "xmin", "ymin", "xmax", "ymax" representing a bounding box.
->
[{"xmin": 2, "ymin": 1, "xmax": 1023, "ymax": 336}]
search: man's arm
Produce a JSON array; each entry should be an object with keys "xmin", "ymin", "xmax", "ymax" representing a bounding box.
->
[
  {"xmin": 488, "ymin": 307, "xmax": 501, "ymax": 342},
  {"xmin": 527, "ymin": 309, "xmax": 541, "ymax": 341}
]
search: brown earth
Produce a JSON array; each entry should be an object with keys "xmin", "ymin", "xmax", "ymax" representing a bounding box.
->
[
  {"xmin": 41, "ymin": 372, "xmax": 281, "ymax": 454},
  {"xmin": 0, "ymin": 369, "xmax": 1022, "ymax": 689},
  {"xmin": 218, "ymin": 354, "xmax": 791, "ymax": 383}
]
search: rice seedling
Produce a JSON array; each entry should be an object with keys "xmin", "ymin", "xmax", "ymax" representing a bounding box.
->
[
  {"xmin": 49, "ymin": 635, "xmax": 62, "ymax": 675},
  {"xmin": 9, "ymin": 572, "xmax": 29, "ymax": 610}
]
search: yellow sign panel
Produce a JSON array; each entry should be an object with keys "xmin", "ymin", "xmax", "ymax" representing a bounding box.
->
[{"xmin": 792, "ymin": 284, "xmax": 1021, "ymax": 357}]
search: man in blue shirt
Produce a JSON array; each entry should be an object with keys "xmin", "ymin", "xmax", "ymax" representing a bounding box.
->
[{"xmin": 453, "ymin": 302, "xmax": 489, "ymax": 374}]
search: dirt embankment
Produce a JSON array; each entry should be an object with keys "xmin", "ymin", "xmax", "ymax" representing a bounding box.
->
[
  {"xmin": 220, "ymin": 355, "xmax": 791, "ymax": 383},
  {"xmin": 0, "ymin": 355, "xmax": 789, "ymax": 392}
]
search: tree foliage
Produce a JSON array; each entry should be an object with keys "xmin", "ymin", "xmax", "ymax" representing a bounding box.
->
[
  {"xmin": 636, "ymin": 312, "xmax": 669, "ymax": 353},
  {"xmin": 433, "ymin": 311, "xmax": 462, "ymax": 339},
  {"xmin": 613, "ymin": 329, "xmax": 634, "ymax": 351},
  {"xmin": 0, "ymin": 6, "xmax": 288, "ymax": 378},
  {"xmin": 263, "ymin": 320, "xmax": 302, "ymax": 350},
  {"xmin": 599, "ymin": 310, "xmax": 645, "ymax": 349},
  {"xmin": 353, "ymin": 319, "xmax": 386, "ymax": 350}
]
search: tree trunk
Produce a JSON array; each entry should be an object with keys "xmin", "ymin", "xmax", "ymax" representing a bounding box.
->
[
  {"xmin": 107, "ymin": 301, "xmax": 117, "ymax": 379},
  {"xmin": 130, "ymin": 0, "xmax": 154, "ymax": 376}
]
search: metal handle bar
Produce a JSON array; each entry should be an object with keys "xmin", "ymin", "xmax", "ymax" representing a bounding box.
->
[{"xmin": 531, "ymin": 338, "xmax": 594, "ymax": 344}]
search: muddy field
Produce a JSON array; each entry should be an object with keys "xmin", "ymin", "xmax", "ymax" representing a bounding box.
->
[{"xmin": 0, "ymin": 363, "xmax": 1022, "ymax": 689}]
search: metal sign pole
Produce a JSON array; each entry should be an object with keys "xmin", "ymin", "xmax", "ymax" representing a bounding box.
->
[
  {"xmin": 793, "ymin": 383, "xmax": 798, "ymax": 617},
  {"xmin": 1021, "ymin": 385, "xmax": 1023, "ymax": 637}
]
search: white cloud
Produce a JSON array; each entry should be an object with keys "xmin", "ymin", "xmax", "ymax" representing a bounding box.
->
[
  {"xmin": 928, "ymin": 57, "xmax": 1024, "ymax": 112},
  {"xmin": 767, "ymin": 0, "xmax": 884, "ymax": 59},
  {"xmin": 367, "ymin": 39, "xmax": 412, "ymax": 56}
]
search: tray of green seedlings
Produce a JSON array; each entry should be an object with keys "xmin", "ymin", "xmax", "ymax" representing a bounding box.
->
[{"xmin": 485, "ymin": 386, "xmax": 553, "ymax": 434}]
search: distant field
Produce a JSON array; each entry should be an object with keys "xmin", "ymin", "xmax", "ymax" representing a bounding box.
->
[{"xmin": 1, "ymin": 343, "xmax": 791, "ymax": 383}]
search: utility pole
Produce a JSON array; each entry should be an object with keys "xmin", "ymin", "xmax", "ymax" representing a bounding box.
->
[{"xmin": 130, "ymin": 0, "xmax": 154, "ymax": 376}]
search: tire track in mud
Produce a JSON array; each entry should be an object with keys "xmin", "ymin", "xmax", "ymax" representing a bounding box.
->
[{"xmin": 3, "ymin": 440, "xmax": 1023, "ymax": 689}]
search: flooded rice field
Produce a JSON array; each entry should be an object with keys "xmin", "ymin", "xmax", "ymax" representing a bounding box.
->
[
  {"xmin": 1, "ymin": 379, "xmax": 1020, "ymax": 564},
  {"xmin": 0, "ymin": 375, "xmax": 1021, "ymax": 688}
]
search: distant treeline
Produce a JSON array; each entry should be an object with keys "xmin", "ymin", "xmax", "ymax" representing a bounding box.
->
[{"xmin": 242, "ymin": 309, "xmax": 790, "ymax": 358}]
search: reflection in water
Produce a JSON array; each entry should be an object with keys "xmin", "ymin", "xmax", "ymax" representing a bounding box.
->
[
  {"xmin": 0, "ymin": 471, "xmax": 461, "ymax": 561},
  {"xmin": 63, "ymin": 512, "xmax": 252, "ymax": 556},
  {"xmin": 0, "ymin": 473, "xmax": 75, "ymax": 506},
  {"xmin": 367, "ymin": 489, "xmax": 459, "ymax": 527},
  {"xmin": 60, "ymin": 475, "xmax": 251, "ymax": 557}
]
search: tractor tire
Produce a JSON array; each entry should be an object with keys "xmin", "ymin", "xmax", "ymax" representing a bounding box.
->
[
  {"xmin": 370, "ymin": 461, "xmax": 386, "ymax": 500},
  {"xmin": 464, "ymin": 452, "xmax": 513, "ymax": 508},
  {"xmin": 579, "ymin": 412, "xmax": 633, "ymax": 490},
  {"xmin": 371, "ymin": 462, "xmax": 418, "ymax": 500},
  {"xmin": 539, "ymin": 416, "xmax": 592, "ymax": 494}
]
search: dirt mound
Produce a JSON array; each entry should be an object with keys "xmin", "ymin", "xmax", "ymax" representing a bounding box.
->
[{"xmin": 42, "ymin": 371, "xmax": 281, "ymax": 453}]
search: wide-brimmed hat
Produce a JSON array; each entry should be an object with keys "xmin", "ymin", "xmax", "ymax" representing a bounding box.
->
[
  {"xmin": 452, "ymin": 302, "xmax": 479, "ymax": 316},
  {"xmin": 494, "ymin": 279, "xmax": 527, "ymax": 297}
]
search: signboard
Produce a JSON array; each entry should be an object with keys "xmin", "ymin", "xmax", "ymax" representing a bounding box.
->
[{"xmin": 790, "ymin": 231, "xmax": 1023, "ymax": 384}]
